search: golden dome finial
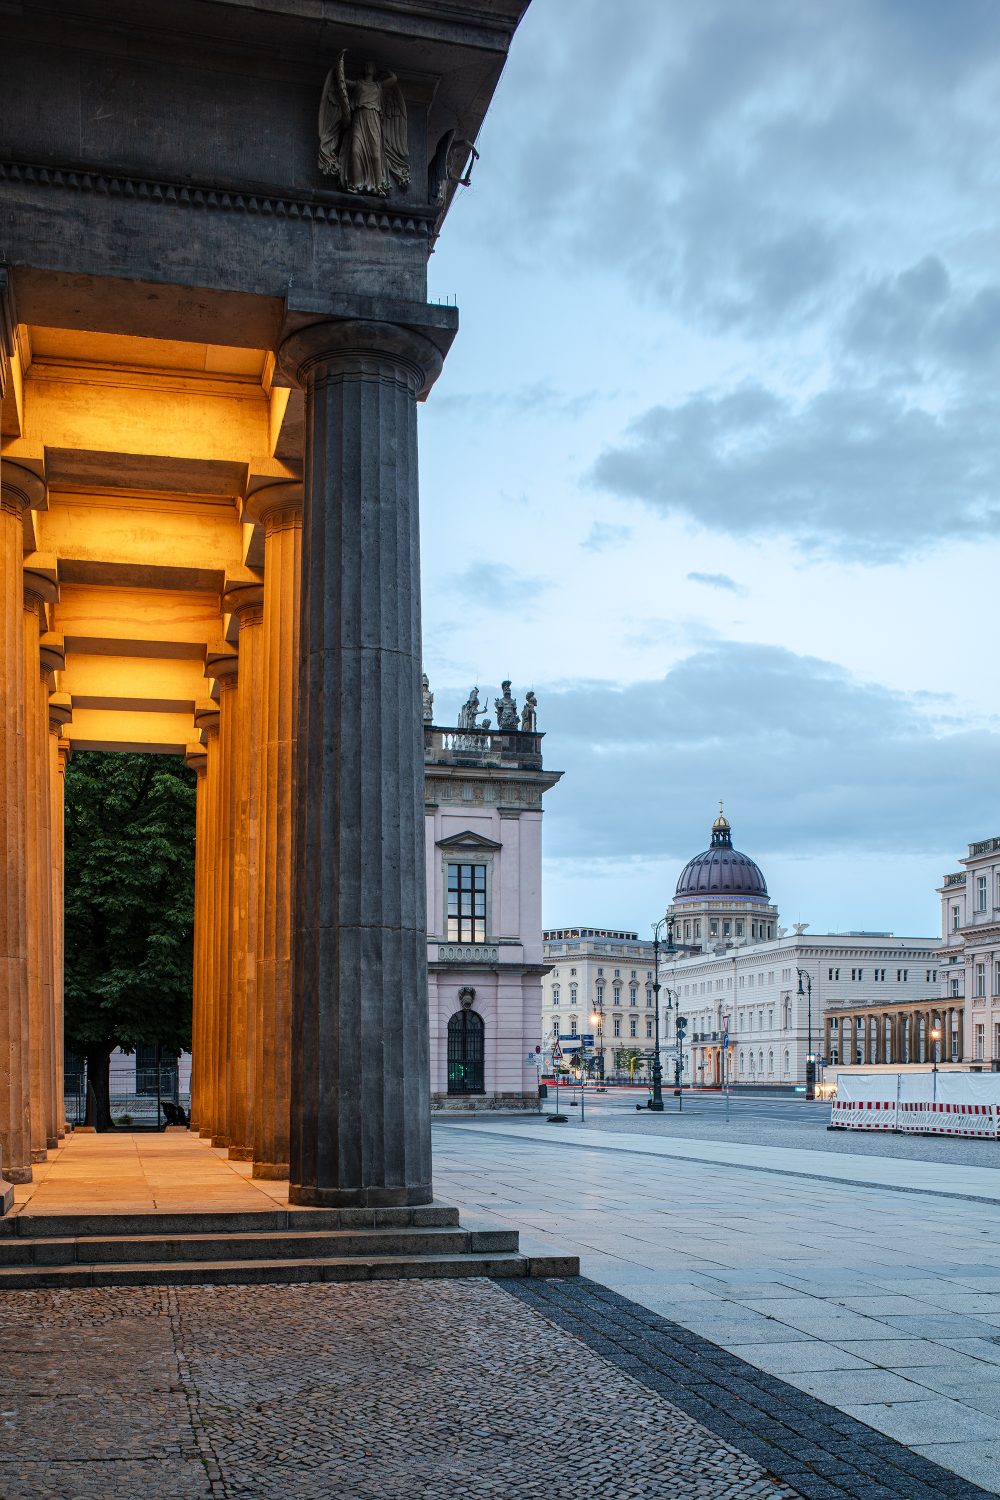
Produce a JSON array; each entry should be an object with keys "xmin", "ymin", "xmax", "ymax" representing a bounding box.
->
[{"xmin": 712, "ymin": 799, "xmax": 730, "ymax": 834}]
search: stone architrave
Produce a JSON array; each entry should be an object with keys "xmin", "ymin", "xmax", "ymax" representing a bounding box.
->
[
  {"xmin": 185, "ymin": 739, "xmax": 208, "ymax": 1133},
  {"xmin": 278, "ymin": 319, "xmax": 444, "ymax": 1208},
  {"xmin": 206, "ymin": 649, "xmax": 239, "ymax": 1148},
  {"xmin": 0, "ymin": 463, "xmax": 42, "ymax": 1186},
  {"xmin": 243, "ymin": 482, "xmax": 302, "ymax": 1180},
  {"xmin": 223, "ymin": 584, "xmax": 264, "ymax": 1162},
  {"xmin": 194, "ymin": 705, "xmax": 221, "ymax": 1140}
]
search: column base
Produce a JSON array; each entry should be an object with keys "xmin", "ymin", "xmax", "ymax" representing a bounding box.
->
[
  {"xmin": 251, "ymin": 1160, "xmax": 290, "ymax": 1180},
  {"xmin": 46, "ymin": 1135, "xmax": 58, "ymax": 1149},
  {"xmin": 31, "ymin": 1148, "xmax": 48, "ymax": 1161},
  {"xmin": 288, "ymin": 1182, "xmax": 433, "ymax": 1209},
  {"xmin": 227, "ymin": 1145, "xmax": 253, "ymax": 1161},
  {"xmin": 5, "ymin": 1165, "xmax": 32, "ymax": 1184},
  {"xmin": 0, "ymin": 1178, "xmax": 12, "ymax": 1215},
  {"xmin": 211, "ymin": 1134, "xmax": 229, "ymax": 1149},
  {"xmin": 198, "ymin": 1128, "xmax": 213, "ymax": 1140},
  {"xmin": 74, "ymin": 1126, "xmax": 97, "ymax": 1134}
]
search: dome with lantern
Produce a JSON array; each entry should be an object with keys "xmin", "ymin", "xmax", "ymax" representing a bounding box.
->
[{"xmin": 674, "ymin": 805, "xmax": 769, "ymax": 903}]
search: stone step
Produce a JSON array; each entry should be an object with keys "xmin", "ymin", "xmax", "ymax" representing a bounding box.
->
[
  {"xmin": 0, "ymin": 1203, "xmax": 461, "ymax": 1239},
  {"xmin": 0, "ymin": 1226, "xmax": 520, "ymax": 1267},
  {"xmin": 0, "ymin": 1251, "xmax": 578, "ymax": 1290}
]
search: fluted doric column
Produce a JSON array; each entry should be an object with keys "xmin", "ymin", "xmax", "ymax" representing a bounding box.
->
[
  {"xmin": 23, "ymin": 564, "xmax": 57, "ymax": 1159},
  {"xmin": 244, "ymin": 482, "xmax": 302, "ymax": 1180},
  {"xmin": 223, "ymin": 585, "xmax": 264, "ymax": 1161},
  {"xmin": 207, "ymin": 651, "xmax": 239, "ymax": 1147},
  {"xmin": 278, "ymin": 319, "xmax": 443, "ymax": 1207},
  {"xmin": 48, "ymin": 699, "xmax": 71, "ymax": 1139},
  {"xmin": 185, "ymin": 739, "xmax": 208, "ymax": 1132},
  {"xmin": 194, "ymin": 707, "xmax": 220, "ymax": 1138},
  {"xmin": 0, "ymin": 463, "xmax": 41, "ymax": 1187}
]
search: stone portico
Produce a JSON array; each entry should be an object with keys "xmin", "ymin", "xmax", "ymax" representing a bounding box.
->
[{"xmin": 0, "ymin": 0, "xmax": 531, "ymax": 1212}]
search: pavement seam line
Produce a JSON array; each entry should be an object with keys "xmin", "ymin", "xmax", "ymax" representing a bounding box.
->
[{"xmin": 166, "ymin": 1284, "xmax": 227, "ymax": 1499}]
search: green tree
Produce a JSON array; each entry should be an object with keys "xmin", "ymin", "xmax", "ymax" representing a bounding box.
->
[{"xmin": 64, "ymin": 751, "xmax": 196, "ymax": 1129}]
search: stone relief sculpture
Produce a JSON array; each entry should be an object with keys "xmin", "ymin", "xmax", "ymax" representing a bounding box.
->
[
  {"xmin": 421, "ymin": 673, "xmax": 433, "ymax": 724},
  {"xmin": 457, "ymin": 687, "xmax": 481, "ymax": 730},
  {"xmin": 520, "ymin": 691, "xmax": 537, "ymax": 733},
  {"xmin": 318, "ymin": 51, "xmax": 410, "ymax": 195},
  {"xmin": 427, "ymin": 130, "xmax": 480, "ymax": 205},
  {"xmin": 494, "ymin": 681, "xmax": 518, "ymax": 731}
]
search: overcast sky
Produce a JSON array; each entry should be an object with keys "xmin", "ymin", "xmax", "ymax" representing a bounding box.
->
[{"xmin": 419, "ymin": 0, "xmax": 1000, "ymax": 939}]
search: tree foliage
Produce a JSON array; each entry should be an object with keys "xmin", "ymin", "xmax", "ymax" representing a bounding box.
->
[{"xmin": 63, "ymin": 752, "xmax": 196, "ymax": 1123}]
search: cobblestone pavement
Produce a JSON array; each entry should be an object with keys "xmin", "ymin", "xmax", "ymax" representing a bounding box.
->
[{"xmin": 0, "ymin": 1280, "xmax": 799, "ymax": 1500}]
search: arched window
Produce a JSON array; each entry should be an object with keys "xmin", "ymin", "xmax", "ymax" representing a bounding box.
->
[
  {"xmin": 783, "ymin": 1049, "xmax": 790, "ymax": 1074},
  {"xmin": 767, "ymin": 1049, "xmax": 774, "ymax": 1075},
  {"xmin": 739, "ymin": 1050, "xmax": 745, "ymax": 1073},
  {"xmin": 758, "ymin": 1050, "xmax": 764, "ymax": 1074},
  {"xmin": 447, "ymin": 1009, "xmax": 484, "ymax": 1095}
]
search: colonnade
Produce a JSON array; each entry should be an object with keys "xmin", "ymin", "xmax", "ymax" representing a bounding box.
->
[
  {"xmin": 1, "ymin": 317, "xmax": 443, "ymax": 1209},
  {"xmin": 0, "ymin": 462, "xmax": 69, "ymax": 1184},
  {"xmin": 827, "ymin": 1006, "xmax": 963, "ymax": 1067}
]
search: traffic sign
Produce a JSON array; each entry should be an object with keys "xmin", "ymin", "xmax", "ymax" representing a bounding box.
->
[{"xmin": 551, "ymin": 1042, "xmax": 563, "ymax": 1062}]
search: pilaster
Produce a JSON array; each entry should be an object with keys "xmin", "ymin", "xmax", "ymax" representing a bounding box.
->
[
  {"xmin": 48, "ymin": 695, "xmax": 71, "ymax": 1139},
  {"xmin": 185, "ymin": 738, "xmax": 208, "ymax": 1132},
  {"xmin": 194, "ymin": 707, "xmax": 221, "ymax": 1139},
  {"xmin": 278, "ymin": 319, "xmax": 444, "ymax": 1207},
  {"xmin": 207, "ymin": 649, "xmax": 239, "ymax": 1148}
]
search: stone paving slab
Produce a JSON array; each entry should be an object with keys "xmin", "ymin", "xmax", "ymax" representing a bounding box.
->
[
  {"xmin": 507, "ymin": 1277, "xmax": 996, "ymax": 1500},
  {"xmin": 0, "ymin": 1280, "xmax": 798, "ymax": 1499}
]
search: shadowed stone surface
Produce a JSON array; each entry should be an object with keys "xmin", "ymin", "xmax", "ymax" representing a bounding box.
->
[{"xmin": 0, "ymin": 1280, "xmax": 798, "ymax": 1499}]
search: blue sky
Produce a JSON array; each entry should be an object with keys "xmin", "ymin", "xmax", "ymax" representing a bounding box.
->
[{"xmin": 419, "ymin": 0, "xmax": 1000, "ymax": 938}]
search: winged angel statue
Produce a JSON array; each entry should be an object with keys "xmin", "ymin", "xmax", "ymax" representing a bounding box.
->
[{"xmin": 318, "ymin": 51, "xmax": 409, "ymax": 196}]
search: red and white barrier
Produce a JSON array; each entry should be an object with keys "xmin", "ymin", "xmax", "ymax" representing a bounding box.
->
[
  {"xmin": 830, "ymin": 1098, "xmax": 898, "ymax": 1130},
  {"xmin": 831, "ymin": 1074, "xmax": 1000, "ymax": 1137}
]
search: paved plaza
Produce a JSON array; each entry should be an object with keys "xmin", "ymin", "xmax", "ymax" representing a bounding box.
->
[{"xmin": 434, "ymin": 1117, "xmax": 1000, "ymax": 1493}]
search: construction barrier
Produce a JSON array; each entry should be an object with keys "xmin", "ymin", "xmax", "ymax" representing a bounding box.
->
[{"xmin": 831, "ymin": 1073, "xmax": 1000, "ymax": 1138}]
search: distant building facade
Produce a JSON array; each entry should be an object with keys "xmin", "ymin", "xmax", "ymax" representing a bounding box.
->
[
  {"xmin": 541, "ymin": 928, "xmax": 668, "ymax": 1081},
  {"xmin": 425, "ymin": 681, "xmax": 561, "ymax": 1110},
  {"xmin": 937, "ymin": 835, "xmax": 1000, "ymax": 1067}
]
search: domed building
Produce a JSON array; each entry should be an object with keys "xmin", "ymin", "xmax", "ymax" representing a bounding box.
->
[{"xmin": 668, "ymin": 805, "xmax": 778, "ymax": 952}]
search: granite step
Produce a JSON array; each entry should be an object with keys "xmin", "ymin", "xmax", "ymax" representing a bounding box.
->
[
  {"xmin": 0, "ymin": 1250, "xmax": 578, "ymax": 1290},
  {"xmin": 0, "ymin": 1226, "xmax": 520, "ymax": 1266},
  {"xmin": 0, "ymin": 1203, "xmax": 461, "ymax": 1238}
]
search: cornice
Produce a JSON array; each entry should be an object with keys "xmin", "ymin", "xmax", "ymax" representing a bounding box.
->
[{"xmin": 0, "ymin": 159, "xmax": 435, "ymax": 240}]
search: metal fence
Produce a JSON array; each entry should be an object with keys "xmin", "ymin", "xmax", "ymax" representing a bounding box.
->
[{"xmin": 64, "ymin": 1065, "xmax": 189, "ymax": 1128}]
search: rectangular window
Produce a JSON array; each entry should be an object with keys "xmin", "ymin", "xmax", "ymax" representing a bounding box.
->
[
  {"xmin": 613, "ymin": 1017, "xmax": 621, "ymax": 1037},
  {"xmin": 975, "ymin": 1022, "xmax": 985, "ymax": 1060},
  {"xmin": 447, "ymin": 863, "xmax": 486, "ymax": 941},
  {"xmin": 951, "ymin": 977, "xmax": 961, "ymax": 997},
  {"xmin": 646, "ymin": 1019, "xmax": 653, "ymax": 1038},
  {"xmin": 873, "ymin": 968, "xmax": 886, "ymax": 982},
  {"xmin": 994, "ymin": 1021, "xmax": 1000, "ymax": 1061},
  {"xmin": 979, "ymin": 876, "xmax": 989, "ymax": 912},
  {"xmin": 976, "ymin": 962, "xmax": 986, "ymax": 997},
  {"xmin": 629, "ymin": 1017, "xmax": 637, "ymax": 1038},
  {"xmin": 896, "ymin": 969, "xmax": 908, "ymax": 982},
  {"xmin": 630, "ymin": 970, "xmax": 637, "ymax": 979},
  {"xmin": 995, "ymin": 962, "xmax": 1000, "ymax": 997},
  {"xmin": 852, "ymin": 968, "xmax": 863, "ymax": 981},
  {"xmin": 709, "ymin": 920, "xmax": 719, "ymax": 937},
  {"xmin": 953, "ymin": 904, "xmax": 961, "ymax": 931},
  {"xmin": 570, "ymin": 1018, "xmax": 577, "ymax": 1036},
  {"xmin": 735, "ymin": 921, "xmax": 744, "ymax": 937},
  {"xmin": 828, "ymin": 967, "xmax": 840, "ymax": 981}
]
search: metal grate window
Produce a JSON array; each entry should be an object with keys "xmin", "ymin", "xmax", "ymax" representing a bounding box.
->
[{"xmin": 447, "ymin": 1009, "xmax": 485, "ymax": 1094}]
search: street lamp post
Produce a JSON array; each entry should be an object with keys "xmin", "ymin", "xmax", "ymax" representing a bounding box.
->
[
  {"xmin": 646, "ymin": 915, "xmax": 676, "ymax": 1112},
  {"xmin": 796, "ymin": 968, "xmax": 815, "ymax": 1100}
]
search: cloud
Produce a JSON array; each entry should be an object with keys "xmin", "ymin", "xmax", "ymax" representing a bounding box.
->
[
  {"xmin": 582, "ymin": 522, "xmax": 632, "ymax": 552},
  {"xmin": 537, "ymin": 641, "xmax": 998, "ymax": 869},
  {"xmin": 448, "ymin": 562, "xmax": 547, "ymax": 610},
  {"xmin": 687, "ymin": 571, "xmax": 744, "ymax": 594},
  {"xmin": 591, "ymin": 378, "xmax": 1000, "ymax": 562},
  {"xmin": 840, "ymin": 256, "xmax": 1000, "ymax": 379}
]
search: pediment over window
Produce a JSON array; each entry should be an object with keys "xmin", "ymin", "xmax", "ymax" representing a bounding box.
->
[{"xmin": 436, "ymin": 830, "xmax": 502, "ymax": 852}]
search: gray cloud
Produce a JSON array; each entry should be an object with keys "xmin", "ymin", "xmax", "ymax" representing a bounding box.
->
[
  {"xmin": 591, "ymin": 379, "xmax": 1000, "ymax": 561},
  {"xmin": 538, "ymin": 642, "xmax": 997, "ymax": 869},
  {"xmin": 448, "ymin": 562, "xmax": 546, "ymax": 610},
  {"xmin": 840, "ymin": 256, "xmax": 1000, "ymax": 379},
  {"xmin": 582, "ymin": 522, "xmax": 632, "ymax": 552},
  {"xmin": 687, "ymin": 571, "xmax": 744, "ymax": 594}
]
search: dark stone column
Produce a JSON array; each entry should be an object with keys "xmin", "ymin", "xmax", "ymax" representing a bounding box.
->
[{"xmin": 279, "ymin": 319, "xmax": 442, "ymax": 1208}]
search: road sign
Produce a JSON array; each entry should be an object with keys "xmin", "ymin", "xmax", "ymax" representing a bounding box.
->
[{"xmin": 551, "ymin": 1042, "xmax": 563, "ymax": 1062}]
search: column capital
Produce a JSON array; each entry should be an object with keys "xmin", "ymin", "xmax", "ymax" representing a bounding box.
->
[
  {"xmin": 39, "ymin": 633, "xmax": 66, "ymax": 680},
  {"xmin": 205, "ymin": 645, "xmax": 239, "ymax": 693},
  {"xmin": 185, "ymin": 743, "xmax": 208, "ymax": 776},
  {"xmin": 1, "ymin": 459, "xmax": 45, "ymax": 517},
  {"xmin": 23, "ymin": 554, "xmax": 58, "ymax": 608},
  {"xmin": 223, "ymin": 581, "xmax": 265, "ymax": 620},
  {"xmin": 194, "ymin": 699, "xmax": 221, "ymax": 738},
  {"xmin": 48, "ymin": 691, "xmax": 72, "ymax": 731},
  {"xmin": 244, "ymin": 479, "xmax": 304, "ymax": 527},
  {"xmin": 277, "ymin": 319, "xmax": 444, "ymax": 399},
  {"xmin": 57, "ymin": 736, "xmax": 72, "ymax": 773}
]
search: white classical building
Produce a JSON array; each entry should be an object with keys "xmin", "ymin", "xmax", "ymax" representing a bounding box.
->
[
  {"xmin": 541, "ymin": 808, "xmax": 938, "ymax": 1091},
  {"xmin": 424, "ymin": 680, "xmax": 561, "ymax": 1109},
  {"xmin": 937, "ymin": 834, "xmax": 1000, "ymax": 1068}
]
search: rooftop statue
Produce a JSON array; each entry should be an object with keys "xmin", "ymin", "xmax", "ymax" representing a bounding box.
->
[
  {"xmin": 421, "ymin": 673, "xmax": 433, "ymax": 724},
  {"xmin": 318, "ymin": 50, "xmax": 409, "ymax": 196},
  {"xmin": 457, "ymin": 687, "xmax": 481, "ymax": 730},
  {"xmin": 520, "ymin": 691, "xmax": 537, "ymax": 733},
  {"xmin": 495, "ymin": 680, "xmax": 519, "ymax": 731}
]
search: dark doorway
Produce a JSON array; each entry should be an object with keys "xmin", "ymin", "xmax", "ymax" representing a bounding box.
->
[{"xmin": 447, "ymin": 1009, "xmax": 484, "ymax": 1094}]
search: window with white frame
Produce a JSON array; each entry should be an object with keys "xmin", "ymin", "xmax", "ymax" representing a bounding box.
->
[
  {"xmin": 629, "ymin": 987, "xmax": 637, "ymax": 1006},
  {"xmin": 896, "ymin": 969, "xmax": 908, "ymax": 982},
  {"xmin": 629, "ymin": 1017, "xmax": 637, "ymax": 1038},
  {"xmin": 613, "ymin": 1016, "xmax": 621, "ymax": 1037},
  {"xmin": 447, "ymin": 863, "xmax": 486, "ymax": 941},
  {"xmin": 953, "ymin": 904, "xmax": 961, "ymax": 931},
  {"xmin": 975, "ymin": 1022, "xmax": 985, "ymax": 1060},
  {"xmin": 994, "ymin": 1021, "xmax": 1000, "ymax": 1061},
  {"xmin": 570, "ymin": 984, "xmax": 577, "ymax": 1005},
  {"xmin": 976, "ymin": 963, "xmax": 986, "ymax": 997},
  {"xmin": 852, "ymin": 968, "xmax": 863, "ymax": 981},
  {"xmin": 783, "ymin": 1049, "xmax": 790, "ymax": 1073},
  {"xmin": 979, "ymin": 875, "xmax": 989, "ymax": 912},
  {"xmin": 570, "ymin": 1017, "xmax": 578, "ymax": 1036},
  {"xmin": 995, "ymin": 962, "xmax": 1000, "ymax": 997},
  {"xmin": 552, "ymin": 986, "xmax": 560, "ymax": 1006},
  {"xmin": 829, "ymin": 967, "xmax": 840, "ymax": 981},
  {"xmin": 646, "ymin": 1018, "xmax": 653, "ymax": 1038},
  {"xmin": 951, "ymin": 977, "xmax": 961, "ymax": 997}
]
